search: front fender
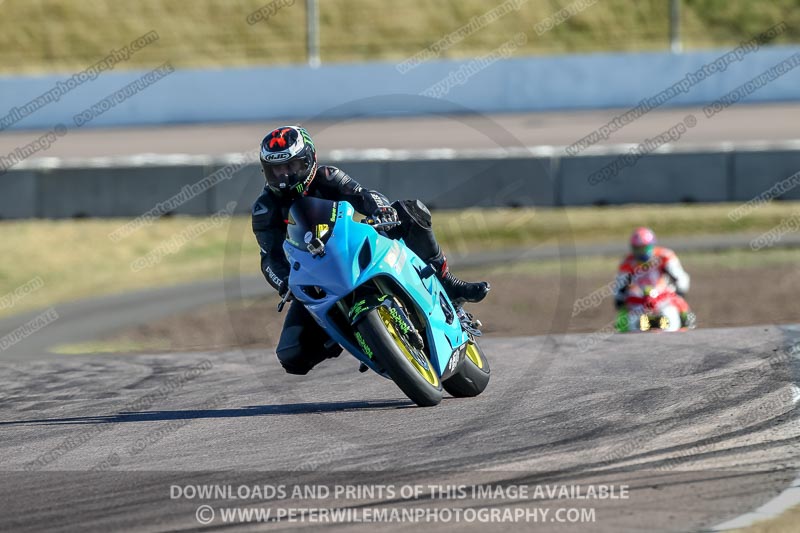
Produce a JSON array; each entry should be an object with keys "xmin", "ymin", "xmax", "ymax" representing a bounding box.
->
[{"xmin": 349, "ymin": 291, "xmax": 389, "ymax": 326}]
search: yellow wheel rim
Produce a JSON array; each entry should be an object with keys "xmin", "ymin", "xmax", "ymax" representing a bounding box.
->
[
  {"xmin": 378, "ymin": 306, "xmax": 439, "ymax": 387},
  {"xmin": 466, "ymin": 342, "xmax": 484, "ymax": 369}
]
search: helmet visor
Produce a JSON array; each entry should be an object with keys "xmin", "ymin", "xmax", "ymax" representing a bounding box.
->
[
  {"xmin": 265, "ymin": 160, "xmax": 305, "ymax": 191},
  {"xmin": 633, "ymin": 244, "xmax": 654, "ymax": 261}
]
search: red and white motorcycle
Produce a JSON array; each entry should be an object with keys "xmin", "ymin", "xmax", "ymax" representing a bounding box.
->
[{"xmin": 621, "ymin": 274, "xmax": 695, "ymax": 332}]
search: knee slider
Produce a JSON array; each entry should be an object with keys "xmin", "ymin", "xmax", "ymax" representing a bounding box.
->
[
  {"xmin": 276, "ymin": 346, "xmax": 314, "ymax": 375},
  {"xmin": 281, "ymin": 363, "xmax": 311, "ymax": 376}
]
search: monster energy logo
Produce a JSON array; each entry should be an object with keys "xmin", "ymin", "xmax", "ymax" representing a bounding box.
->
[
  {"xmin": 299, "ymin": 128, "xmax": 315, "ymax": 149},
  {"xmin": 294, "ymin": 183, "xmax": 304, "ymax": 194},
  {"xmin": 350, "ymin": 299, "xmax": 368, "ymax": 320},
  {"xmin": 350, "ymin": 295, "xmax": 390, "ymax": 322},
  {"xmin": 389, "ymin": 307, "xmax": 411, "ymax": 335},
  {"xmin": 355, "ymin": 332, "xmax": 372, "ymax": 358}
]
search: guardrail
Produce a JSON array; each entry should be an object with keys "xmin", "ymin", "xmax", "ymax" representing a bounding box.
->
[{"xmin": 2, "ymin": 141, "xmax": 799, "ymax": 219}]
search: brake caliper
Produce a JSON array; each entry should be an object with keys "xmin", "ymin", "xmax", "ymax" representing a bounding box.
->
[{"xmin": 386, "ymin": 299, "xmax": 424, "ymax": 350}]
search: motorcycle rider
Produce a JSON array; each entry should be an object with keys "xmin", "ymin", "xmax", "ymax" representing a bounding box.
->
[
  {"xmin": 613, "ymin": 227, "xmax": 695, "ymax": 331},
  {"xmin": 252, "ymin": 126, "xmax": 490, "ymax": 375}
]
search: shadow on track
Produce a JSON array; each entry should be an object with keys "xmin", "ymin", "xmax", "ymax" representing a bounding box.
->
[{"xmin": 0, "ymin": 399, "xmax": 414, "ymax": 426}]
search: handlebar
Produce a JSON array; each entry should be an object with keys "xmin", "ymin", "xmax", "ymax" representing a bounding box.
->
[{"xmin": 361, "ymin": 218, "xmax": 402, "ymax": 230}]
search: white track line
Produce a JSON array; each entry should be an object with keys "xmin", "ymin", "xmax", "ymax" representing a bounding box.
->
[
  {"xmin": 12, "ymin": 138, "xmax": 800, "ymax": 170},
  {"xmin": 712, "ymin": 476, "xmax": 800, "ymax": 530},
  {"xmin": 712, "ymin": 336, "xmax": 800, "ymax": 531}
]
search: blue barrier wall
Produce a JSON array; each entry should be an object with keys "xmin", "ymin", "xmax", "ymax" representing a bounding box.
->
[{"xmin": 2, "ymin": 46, "xmax": 800, "ymax": 131}]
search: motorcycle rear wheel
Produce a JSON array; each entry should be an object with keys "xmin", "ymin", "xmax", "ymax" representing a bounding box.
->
[{"xmin": 442, "ymin": 339, "xmax": 491, "ymax": 397}]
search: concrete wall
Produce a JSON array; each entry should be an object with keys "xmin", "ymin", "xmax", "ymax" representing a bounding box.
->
[
  {"xmin": 0, "ymin": 171, "xmax": 38, "ymax": 218},
  {"xmin": 2, "ymin": 148, "xmax": 798, "ymax": 219},
  {"xmin": 381, "ymin": 157, "xmax": 555, "ymax": 209},
  {"xmin": 731, "ymin": 151, "xmax": 800, "ymax": 201},
  {"xmin": 560, "ymin": 153, "xmax": 731, "ymax": 206},
  {"xmin": 36, "ymin": 166, "xmax": 212, "ymax": 218},
  {"xmin": 2, "ymin": 45, "xmax": 800, "ymax": 131}
]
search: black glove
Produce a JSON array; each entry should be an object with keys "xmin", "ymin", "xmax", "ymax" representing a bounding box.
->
[{"xmin": 372, "ymin": 206, "xmax": 398, "ymax": 224}]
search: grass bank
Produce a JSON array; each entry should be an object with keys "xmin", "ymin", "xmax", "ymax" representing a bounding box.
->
[{"xmin": 1, "ymin": 0, "xmax": 798, "ymax": 73}]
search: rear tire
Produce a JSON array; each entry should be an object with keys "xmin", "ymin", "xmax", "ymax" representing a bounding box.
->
[
  {"xmin": 356, "ymin": 308, "xmax": 443, "ymax": 407},
  {"xmin": 443, "ymin": 340, "xmax": 491, "ymax": 397}
]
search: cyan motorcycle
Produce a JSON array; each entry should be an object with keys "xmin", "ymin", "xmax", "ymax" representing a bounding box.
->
[{"xmin": 279, "ymin": 196, "xmax": 490, "ymax": 407}]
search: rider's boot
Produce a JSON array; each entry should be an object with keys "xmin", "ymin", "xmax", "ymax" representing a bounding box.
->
[
  {"xmin": 680, "ymin": 311, "xmax": 697, "ymax": 329},
  {"xmin": 429, "ymin": 252, "xmax": 490, "ymax": 303},
  {"xmin": 674, "ymin": 294, "xmax": 696, "ymax": 329}
]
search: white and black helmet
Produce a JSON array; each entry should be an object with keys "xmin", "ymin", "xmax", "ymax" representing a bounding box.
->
[{"xmin": 259, "ymin": 126, "xmax": 317, "ymax": 197}]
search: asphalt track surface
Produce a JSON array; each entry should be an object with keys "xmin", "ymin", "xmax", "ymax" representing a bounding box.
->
[
  {"xmin": 0, "ymin": 324, "xmax": 798, "ymax": 532},
  {"xmin": 2, "ymin": 103, "xmax": 800, "ymax": 159},
  {"xmin": 0, "ymin": 254, "xmax": 799, "ymax": 531}
]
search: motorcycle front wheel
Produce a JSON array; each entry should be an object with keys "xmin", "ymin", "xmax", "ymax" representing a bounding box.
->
[{"xmin": 356, "ymin": 306, "xmax": 443, "ymax": 407}]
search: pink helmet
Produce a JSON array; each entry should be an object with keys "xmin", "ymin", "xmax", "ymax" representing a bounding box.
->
[
  {"xmin": 630, "ymin": 227, "xmax": 656, "ymax": 260},
  {"xmin": 630, "ymin": 227, "xmax": 656, "ymax": 247}
]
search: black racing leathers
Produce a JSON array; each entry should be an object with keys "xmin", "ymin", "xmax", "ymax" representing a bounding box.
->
[{"xmin": 252, "ymin": 165, "xmax": 391, "ymax": 294}]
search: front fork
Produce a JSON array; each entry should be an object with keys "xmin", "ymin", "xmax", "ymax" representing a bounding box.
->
[{"xmin": 348, "ymin": 291, "xmax": 424, "ymax": 350}]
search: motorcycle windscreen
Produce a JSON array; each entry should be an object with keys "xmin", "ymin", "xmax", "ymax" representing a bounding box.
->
[{"xmin": 285, "ymin": 196, "xmax": 339, "ymax": 251}]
